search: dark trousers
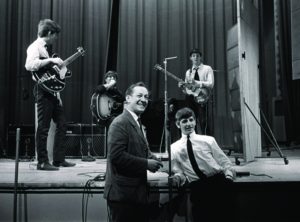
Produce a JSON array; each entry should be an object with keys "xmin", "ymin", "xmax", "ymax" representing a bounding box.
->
[
  {"xmin": 34, "ymin": 85, "xmax": 67, "ymax": 163},
  {"xmin": 186, "ymin": 95, "xmax": 210, "ymax": 135},
  {"xmin": 189, "ymin": 173, "xmax": 235, "ymax": 222},
  {"xmin": 107, "ymin": 200, "xmax": 148, "ymax": 222}
]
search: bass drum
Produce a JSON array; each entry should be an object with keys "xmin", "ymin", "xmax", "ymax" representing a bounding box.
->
[{"xmin": 90, "ymin": 92, "xmax": 123, "ymax": 122}]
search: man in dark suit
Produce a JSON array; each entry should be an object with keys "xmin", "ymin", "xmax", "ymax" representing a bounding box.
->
[{"xmin": 103, "ymin": 82, "xmax": 163, "ymax": 222}]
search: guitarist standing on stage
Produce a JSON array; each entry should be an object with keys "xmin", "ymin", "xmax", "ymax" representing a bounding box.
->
[
  {"xmin": 25, "ymin": 19, "xmax": 75, "ymax": 171},
  {"xmin": 94, "ymin": 71, "xmax": 125, "ymax": 127},
  {"xmin": 178, "ymin": 48, "xmax": 214, "ymax": 135}
]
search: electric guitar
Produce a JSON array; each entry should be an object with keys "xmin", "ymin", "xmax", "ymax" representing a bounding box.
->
[
  {"xmin": 32, "ymin": 47, "xmax": 85, "ymax": 93},
  {"xmin": 154, "ymin": 64, "xmax": 211, "ymax": 104},
  {"xmin": 90, "ymin": 92, "xmax": 123, "ymax": 121}
]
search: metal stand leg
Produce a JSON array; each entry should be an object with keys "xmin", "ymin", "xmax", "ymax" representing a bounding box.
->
[
  {"xmin": 13, "ymin": 128, "xmax": 20, "ymax": 222},
  {"xmin": 243, "ymin": 99, "xmax": 288, "ymax": 165}
]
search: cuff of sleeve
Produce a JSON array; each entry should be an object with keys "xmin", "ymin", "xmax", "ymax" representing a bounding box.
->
[
  {"xmin": 225, "ymin": 169, "xmax": 235, "ymax": 179},
  {"xmin": 174, "ymin": 173, "xmax": 186, "ymax": 186}
]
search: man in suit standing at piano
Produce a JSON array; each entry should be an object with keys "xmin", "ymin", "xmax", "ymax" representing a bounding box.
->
[
  {"xmin": 104, "ymin": 82, "xmax": 163, "ymax": 222},
  {"xmin": 179, "ymin": 48, "xmax": 214, "ymax": 135},
  {"xmin": 25, "ymin": 19, "xmax": 75, "ymax": 170}
]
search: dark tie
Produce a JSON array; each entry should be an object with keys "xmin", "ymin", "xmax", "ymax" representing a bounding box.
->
[
  {"xmin": 137, "ymin": 118, "xmax": 144, "ymax": 137},
  {"xmin": 194, "ymin": 67, "xmax": 199, "ymax": 81},
  {"xmin": 187, "ymin": 135, "xmax": 206, "ymax": 179}
]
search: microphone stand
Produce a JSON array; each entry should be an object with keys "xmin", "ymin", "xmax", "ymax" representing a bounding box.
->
[
  {"xmin": 81, "ymin": 137, "xmax": 95, "ymax": 162},
  {"xmin": 163, "ymin": 56, "xmax": 177, "ymax": 222},
  {"xmin": 14, "ymin": 128, "xmax": 20, "ymax": 222}
]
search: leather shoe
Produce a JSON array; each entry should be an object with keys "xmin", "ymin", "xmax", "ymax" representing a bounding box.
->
[
  {"xmin": 53, "ymin": 160, "xmax": 76, "ymax": 167},
  {"xmin": 37, "ymin": 162, "xmax": 59, "ymax": 171}
]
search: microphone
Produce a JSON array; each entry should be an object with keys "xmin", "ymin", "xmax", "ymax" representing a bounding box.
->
[{"xmin": 164, "ymin": 56, "xmax": 177, "ymax": 60}]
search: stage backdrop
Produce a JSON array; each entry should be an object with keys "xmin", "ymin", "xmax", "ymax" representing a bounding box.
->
[{"xmin": 0, "ymin": 0, "xmax": 237, "ymax": 149}]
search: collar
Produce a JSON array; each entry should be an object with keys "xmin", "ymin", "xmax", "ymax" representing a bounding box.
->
[
  {"xmin": 192, "ymin": 64, "xmax": 203, "ymax": 70},
  {"xmin": 126, "ymin": 108, "xmax": 139, "ymax": 123},
  {"xmin": 181, "ymin": 131, "xmax": 196, "ymax": 140},
  {"xmin": 37, "ymin": 37, "xmax": 47, "ymax": 47}
]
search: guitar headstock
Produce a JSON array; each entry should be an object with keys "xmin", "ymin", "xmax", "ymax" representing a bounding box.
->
[
  {"xmin": 154, "ymin": 64, "xmax": 164, "ymax": 71},
  {"xmin": 77, "ymin": 47, "xmax": 86, "ymax": 56}
]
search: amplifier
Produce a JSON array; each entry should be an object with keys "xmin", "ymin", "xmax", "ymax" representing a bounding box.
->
[
  {"xmin": 5, "ymin": 123, "xmax": 106, "ymax": 159},
  {"xmin": 6, "ymin": 124, "xmax": 35, "ymax": 159},
  {"xmin": 64, "ymin": 123, "xmax": 106, "ymax": 158}
]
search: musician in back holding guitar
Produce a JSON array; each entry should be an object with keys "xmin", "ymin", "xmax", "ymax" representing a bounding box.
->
[
  {"xmin": 25, "ymin": 19, "xmax": 75, "ymax": 171},
  {"xmin": 179, "ymin": 48, "xmax": 214, "ymax": 135},
  {"xmin": 92, "ymin": 71, "xmax": 125, "ymax": 127}
]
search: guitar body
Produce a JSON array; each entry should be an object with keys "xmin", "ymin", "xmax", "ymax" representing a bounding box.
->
[
  {"xmin": 32, "ymin": 47, "xmax": 85, "ymax": 93},
  {"xmin": 154, "ymin": 64, "xmax": 211, "ymax": 105},
  {"xmin": 185, "ymin": 84, "xmax": 211, "ymax": 104},
  {"xmin": 90, "ymin": 92, "xmax": 123, "ymax": 121},
  {"xmin": 32, "ymin": 64, "xmax": 71, "ymax": 93}
]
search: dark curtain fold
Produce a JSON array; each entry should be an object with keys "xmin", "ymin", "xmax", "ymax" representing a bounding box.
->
[
  {"xmin": 0, "ymin": 0, "xmax": 52, "ymax": 145},
  {"xmin": 1, "ymin": 0, "xmax": 237, "ymax": 149},
  {"xmin": 279, "ymin": 0, "xmax": 300, "ymax": 144},
  {"xmin": 117, "ymin": 0, "xmax": 237, "ymax": 145},
  {"xmin": 0, "ymin": 0, "xmax": 112, "ymax": 135},
  {"xmin": 0, "ymin": 0, "xmax": 13, "ymax": 147},
  {"xmin": 52, "ymin": 0, "xmax": 112, "ymax": 123}
]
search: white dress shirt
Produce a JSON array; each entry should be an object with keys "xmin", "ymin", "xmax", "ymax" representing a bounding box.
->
[
  {"xmin": 171, "ymin": 132, "xmax": 235, "ymax": 184},
  {"xmin": 25, "ymin": 37, "xmax": 61, "ymax": 100},
  {"xmin": 25, "ymin": 37, "xmax": 49, "ymax": 71},
  {"xmin": 185, "ymin": 64, "xmax": 214, "ymax": 89}
]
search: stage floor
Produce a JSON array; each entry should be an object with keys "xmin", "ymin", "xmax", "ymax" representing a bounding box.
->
[
  {"xmin": 1, "ymin": 149, "xmax": 300, "ymax": 222},
  {"xmin": 1, "ymin": 148, "xmax": 300, "ymax": 192}
]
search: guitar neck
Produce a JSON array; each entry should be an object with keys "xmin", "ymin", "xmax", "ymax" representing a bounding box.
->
[
  {"xmin": 154, "ymin": 64, "xmax": 184, "ymax": 82},
  {"xmin": 163, "ymin": 70, "xmax": 183, "ymax": 82},
  {"xmin": 62, "ymin": 51, "xmax": 82, "ymax": 67}
]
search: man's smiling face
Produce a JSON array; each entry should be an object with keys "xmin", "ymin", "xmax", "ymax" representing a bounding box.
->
[
  {"xmin": 126, "ymin": 86, "xmax": 149, "ymax": 115},
  {"xmin": 176, "ymin": 116, "xmax": 196, "ymax": 135}
]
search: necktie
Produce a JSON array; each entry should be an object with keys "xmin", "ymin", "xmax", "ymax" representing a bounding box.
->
[
  {"xmin": 194, "ymin": 67, "xmax": 199, "ymax": 81},
  {"xmin": 137, "ymin": 117, "xmax": 144, "ymax": 137},
  {"xmin": 186, "ymin": 135, "xmax": 206, "ymax": 179}
]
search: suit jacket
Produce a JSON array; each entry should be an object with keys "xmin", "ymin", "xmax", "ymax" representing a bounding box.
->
[{"xmin": 103, "ymin": 109, "xmax": 157, "ymax": 204}]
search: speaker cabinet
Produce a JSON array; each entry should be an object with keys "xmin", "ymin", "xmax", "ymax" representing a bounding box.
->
[
  {"xmin": 6, "ymin": 124, "xmax": 35, "ymax": 159},
  {"xmin": 64, "ymin": 123, "xmax": 106, "ymax": 158}
]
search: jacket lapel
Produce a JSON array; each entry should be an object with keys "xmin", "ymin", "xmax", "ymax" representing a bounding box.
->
[{"xmin": 124, "ymin": 109, "xmax": 149, "ymax": 146}]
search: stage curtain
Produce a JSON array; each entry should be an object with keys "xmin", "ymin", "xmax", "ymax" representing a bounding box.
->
[
  {"xmin": 51, "ymin": 0, "xmax": 113, "ymax": 122},
  {"xmin": 0, "ymin": 0, "xmax": 52, "ymax": 142},
  {"xmin": 116, "ymin": 0, "xmax": 237, "ymax": 145},
  {"xmin": 278, "ymin": 0, "xmax": 300, "ymax": 144},
  {"xmin": 0, "ymin": 0, "xmax": 237, "ymax": 148},
  {"xmin": 0, "ymin": 0, "xmax": 113, "ymax": 138}
]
